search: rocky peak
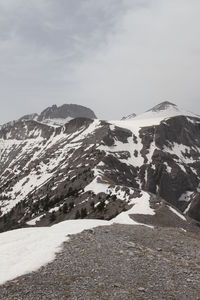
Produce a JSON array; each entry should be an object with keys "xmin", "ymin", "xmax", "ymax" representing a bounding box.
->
[
  {"xmin": 121, "ymin": 113, "xmax": 137, "ymax": 120},
  {"xmin": 121, "ymin": 101, "xmax": 179, "ymax": 121},
  {"xmin": 119, "ymin": 101, "xmax": 197, "ymax": 127},
  {"xmin": 0, "ymin": 104, "xmax": 97, "ymax": 128},
  {"xmin": 147, "ymin": 101, "xmax": 178, "ymax": 112},
  {"xmin": 37, "ymin": 104, "xmax": 97, "ymax": 122}
]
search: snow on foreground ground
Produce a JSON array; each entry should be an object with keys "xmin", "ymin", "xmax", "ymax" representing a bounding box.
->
[
  {"xmin": 0, "ymin": 193, "xmax": 156, "ymax": 286},
  {"xmin": 0, "ymin": 220, "xmax": 111, "ymax": 285}
]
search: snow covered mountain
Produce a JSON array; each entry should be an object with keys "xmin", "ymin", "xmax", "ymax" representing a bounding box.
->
[
  {"xmin": 0, "ymin": 101, "xmax": 200, "ymax": 232},
  {"xmin": 122, "ymin": 101, "xmax": 198, "ymax": 125}
]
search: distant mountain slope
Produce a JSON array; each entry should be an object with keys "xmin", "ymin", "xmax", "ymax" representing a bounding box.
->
[
  {"xmin": 122, "ymin": 101, "xmax": 198, "ymax": 125},
  {"xmin": 4, "ymin": 103, "xmax": 97, "ymax": 128},
  {"xmin": 0, "ymin": 101, "xmax": 200, "ymax": 232},
  {"xmin": 37, "ymin": 104, "xmax": 96, "ymax": 125}
]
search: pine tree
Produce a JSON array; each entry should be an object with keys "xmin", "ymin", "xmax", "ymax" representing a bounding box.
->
[
  {"xmin": 62, "ymin": 203, "xmax": 68, "ymax": 214},
  {"xmin": 97, "ymin": 201, "xmax": 105, "ymax": 211},
  {"xmin": 81, "ymin": 207, "xmax": 87, "ymax": 218},
  {"xmin": 90, "ymin": 201, "xmax": 95, "ymax": 210},
  {"xmin": 69, "ymin": 202, "xmax": 75, "ymax": 211},
  {"xmin": 75, "ymin": 210, "xmax": 80, "ymax": 219},
  {"xmin": 43, "ymin": 195, "xmax": 50, "ymax": 211},
  {"xmin": 49, "ymin": 211, "xmax": 56, "ymax": 223}
]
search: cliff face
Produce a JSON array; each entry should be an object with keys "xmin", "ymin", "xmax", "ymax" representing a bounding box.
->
[
  {"xmin": 8, "ymin": 103, "xmax": 97, "ymax": 127},
  {"xmin": 37, "ymin": 104, "xmax": 97, "ymax": 122}
]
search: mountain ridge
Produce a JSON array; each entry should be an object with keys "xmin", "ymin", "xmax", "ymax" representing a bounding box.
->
[
  {"xmin": 122, "ymin": 101, "xmax": 199, "ymax": 123},
  {"xmin": 1, "ymin": 103, "xmax": 97, "ymax": 129},
  {"xmin": 0, "ymin": 101, "xmax": 200, "ymax": 232}
]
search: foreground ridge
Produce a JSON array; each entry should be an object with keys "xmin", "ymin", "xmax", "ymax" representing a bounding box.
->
[{"xmin": 0, "ymin": 225, "xmax": 199, "ymax": 299}]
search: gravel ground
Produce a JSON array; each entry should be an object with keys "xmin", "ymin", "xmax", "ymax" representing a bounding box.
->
[{"xmin": 0, "ymin": 224, "xmax": 200, "ymax": 300}]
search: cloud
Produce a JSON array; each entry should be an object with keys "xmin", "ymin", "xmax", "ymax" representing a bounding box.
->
[
  {"xmin": 0, "ymin": 0, "xmax": 132, "ymax": 122},
  {"xmin": 0, "ymin": 0, "xmax": 200, "ymax": 122},
  {"xmin": 72, "ymin": 0, "xmax": 200, "ymax": 119}
]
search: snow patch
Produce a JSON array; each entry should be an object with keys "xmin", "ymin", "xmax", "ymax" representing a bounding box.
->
[
  {"xmin": 179, "ymin": 191, "xmax": 193, "ymax": 202},
  {"xmin": 26, "ymin": 214, "xmax": 45, "ymax": 226},
  {"xmin": 0, "ymin": 219, "xmax": 110, "ymax": 285},
  {"xmin": 168, "ymin": 206, "xmax": 186, "ymax": 221},
  {"xmin": 0, "ymin": 191, "xmax": 158, "ymax": 285},
  {"xmin": 112, "ymin": 192, "xmax": 155, "ymax": 226},
  {"xmin": 84, "ymin": 176, "xmax": 110, "ymax": 194}
]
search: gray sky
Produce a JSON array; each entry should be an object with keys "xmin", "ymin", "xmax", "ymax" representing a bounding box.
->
[{"xmin": 0, "ymin": 0, "xmax": 200, "ymax": 123}]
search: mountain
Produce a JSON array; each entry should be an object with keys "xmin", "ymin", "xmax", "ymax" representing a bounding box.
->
[
  {"xmin": 4, "ymin": 104, "xmax": 97, "ymax": 128},
  {"xmin": 122, "ymin": 101, "xmax": 198, "ymax": 125},
  {"xmin": 37, "ymin": 104, "xmax": 97, "ymax": 126},
  {"xmin": 0, "ymin": 101, "xmax": 200, "ymax": 232}
]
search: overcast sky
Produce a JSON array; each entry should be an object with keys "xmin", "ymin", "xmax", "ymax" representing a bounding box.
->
[{"xmin": 0, "ymin": 0, "xmax": 200, "ymax": 123}]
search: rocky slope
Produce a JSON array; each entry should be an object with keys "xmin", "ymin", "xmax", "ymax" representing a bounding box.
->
[
  {"xmin": 0, "ymin": 101, "xmax": 200, "ymax": 232},
  {"xmin": 0, "ymin": 224, "xmax": 199, "ymax": 300}
]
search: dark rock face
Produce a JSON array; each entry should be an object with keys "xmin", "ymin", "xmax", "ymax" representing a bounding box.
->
[
  {"xmin": 145, "ymin": 148, "xmax": 198, "ymax": 209},
  {"xmin": 37, "ymin": 104, "xmax": 97, "ymax": 121},
  {"xmin": 0, "ymin": 120, "xmax": 54, "ymax": 140},
  {"xmin": 102, "ymin": 155, "xmax": 139, "ymax": 188},
  {"xmin": 64, "ymin": 118, "xmax": 93, "ymax": 135},
  {"xmin": 138, "ymin": 116, "xmax": 200, "ymax": 214},
  {"xmin": 155, "ymin": 116, "xmax": 200, "ymax": 149}
]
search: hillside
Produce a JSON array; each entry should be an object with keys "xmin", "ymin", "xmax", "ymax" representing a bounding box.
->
[{"xmin": 0, "ymin": 101, "xmax": 200, "ymax": 232}]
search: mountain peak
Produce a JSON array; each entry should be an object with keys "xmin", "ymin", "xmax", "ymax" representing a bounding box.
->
[
  {"xmin": 147, "ymin": 101, "xmax": 177, "ymax": 112},
  {"xmin": 12, "ymin": 103, "xmax": 97, "ymax": 127},
  {"xmin": 37, "ymin": 103, "xmax": 96, "ymax": 123},
  {"xmin": 119, "ymin": 101, "xmax": 197, "ymax": 127}
]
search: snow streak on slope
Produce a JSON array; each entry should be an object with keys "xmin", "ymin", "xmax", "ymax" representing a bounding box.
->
[
  {"xmin": 26, "ymin": 214, "xmax": 45, "ymax": 226},
  {"xmin": 168, "ymin": 206, "xmax": 186, "ymax": 221},
  {"xmin": 38, "ymin": 117, "xmax": 72, "ymax": 127}
]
